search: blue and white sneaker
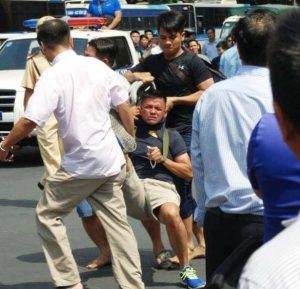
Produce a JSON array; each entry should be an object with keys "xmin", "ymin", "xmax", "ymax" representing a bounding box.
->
[{"xmin": 180, "ymin": 265, "xmax": 206, "ymax": 289}]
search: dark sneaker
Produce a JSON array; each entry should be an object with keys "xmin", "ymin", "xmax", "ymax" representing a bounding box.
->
[{"xmin": 180, "ymin": 265, "xmax": 206, "ymax": 289}]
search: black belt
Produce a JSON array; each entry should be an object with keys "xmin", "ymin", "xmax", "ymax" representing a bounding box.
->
[{"xmin": 206, "ymin": 207, "xmax": 263, "ymax": 223}]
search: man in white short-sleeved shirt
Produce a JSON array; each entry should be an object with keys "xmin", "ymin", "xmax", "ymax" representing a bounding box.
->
[{"xmin": 0, "ymin": 19, "xmax": 144, "ymax": 289}]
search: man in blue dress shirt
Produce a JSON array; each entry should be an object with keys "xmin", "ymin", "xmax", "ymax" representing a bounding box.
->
[
  {"xmin": 87, "ymin": 0, "xmax": 122, "ymax": 29},
  {"xmin": 191, "ymin": 10, "xmax": 276, "ymax": 283}
]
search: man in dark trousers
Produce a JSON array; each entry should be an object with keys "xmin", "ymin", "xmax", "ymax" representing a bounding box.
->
[{"xmin": 124, "ymin": 10, "xmax": 214, "ymax": 259}]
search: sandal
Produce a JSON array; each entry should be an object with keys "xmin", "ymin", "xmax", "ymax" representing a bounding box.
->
[{"xmin": 155, "ymin": 249, "xmax": 174, "ymax": 269}]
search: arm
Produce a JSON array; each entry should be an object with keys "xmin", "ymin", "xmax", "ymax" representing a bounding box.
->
[
  {"xmin": 123, "ymin": 71, "xmax": 154, "ymax": 84},
  {"xmin": 147, "ymin": 147, "xmax": 192, "ymax": 180},
  {"xmin": 105, "ymin": 11, "xmax": 122, "ymax": 29},
  {"xmin": 0, "ymin": 118, "xmax": 36, "ymax": 161},
  {"xmin": 115, "ymin": 101, "xmax": 134, "ymax": 136},
  {"xmin": 166, "ymin": 78, "xmax": 214, "ymax": 111},
  {"xmin": 191, "ymin": 105, "xmax": 207, "ymax": 226}
]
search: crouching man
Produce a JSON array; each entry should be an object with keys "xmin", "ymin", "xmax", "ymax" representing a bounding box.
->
[{"xmin": 127, "ymin": 88, "xmax": 206, "ymax": 289}]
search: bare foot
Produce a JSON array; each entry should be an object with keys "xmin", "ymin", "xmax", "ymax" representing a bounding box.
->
[
  {"xmin": 189, "ymin": 245, "xmax": 206, "ymax": 260},
  {"xmin": 85, "ymin": 255, "xmax": 111, "ymax": 269}
]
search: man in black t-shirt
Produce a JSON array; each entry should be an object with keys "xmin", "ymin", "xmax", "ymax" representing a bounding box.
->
[{"xmin": 124, "ymin": 10, "xmax": 213, "ymax": 258}]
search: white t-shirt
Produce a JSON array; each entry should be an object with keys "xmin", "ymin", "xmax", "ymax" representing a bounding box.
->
[{"xmin": 25, "ymin": 50, "xmax": 127, "ymax": 178}]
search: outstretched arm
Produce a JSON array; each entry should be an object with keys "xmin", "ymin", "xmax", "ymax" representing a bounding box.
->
[
  {"xmin": 0, "ymin": 118, "xmax": 36, "ymax": 161},
  {"xmin": 123, "ymin": 71, "xmax": 154, "ymax": 84}
]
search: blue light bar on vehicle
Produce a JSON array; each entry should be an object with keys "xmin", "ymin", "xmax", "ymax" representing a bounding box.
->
[
  {"xmin": 23, "ymin": 17, "xmax": 107, "ymax": 29},
  {"xmin": 23, "ymin": 19, "xmax": 38, "ymax": 29}
]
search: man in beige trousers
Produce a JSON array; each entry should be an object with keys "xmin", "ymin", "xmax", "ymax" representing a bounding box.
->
[
  {"xmin": 22, "ymin": 16, "xmax": 63, "ymax": 189},
  {"xmin": 0, "ymin": 19, "xmax": 144, "ymax": 289}
]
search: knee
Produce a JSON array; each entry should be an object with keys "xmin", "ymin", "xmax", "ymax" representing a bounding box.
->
[{"xmin": 159, "ymin": 204, "xmax": 181, "ymax": 225}]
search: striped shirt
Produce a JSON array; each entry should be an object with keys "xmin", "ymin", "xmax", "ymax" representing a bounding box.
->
[
  {"xmin": 191, "ymin": 65, "xmax": 273, "ymax": 226},
  {"xmin": 238, "ymin": 214, "xmax": 300, "ymax": 289}
]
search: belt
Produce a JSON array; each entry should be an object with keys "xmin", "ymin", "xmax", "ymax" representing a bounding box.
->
[{"xmin": 206, "ymin": 207, "xmax": 263, "ymax": 223}]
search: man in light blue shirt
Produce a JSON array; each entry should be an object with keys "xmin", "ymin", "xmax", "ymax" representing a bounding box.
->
[
  {"xmin": 219, "ymin": 44, "xmax": 241, "ymax": 78},
  {"xmin": 191, "ymin": 10, "xmax": 277, "ymax": 284},
  {"xmin": 202, "ymin": 27, "xmax": 218, "ymax": 61}
]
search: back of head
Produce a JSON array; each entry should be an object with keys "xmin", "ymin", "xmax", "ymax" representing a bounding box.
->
[
  {"xmin": 157, "ymin": 11, "xmax": 185, "ymax": 33},
  {"xmin": 36, "ymin": 16, "xmax": 55, "ymax": 33},
  {"xmin": 232, "ymin": 9, "xmax": 276, "ymax": 66},
  {"xmin": 268, "ymin": 9, "xmax": 300, "ymax": 134},
  {"xmin": 37, "ymin": 19, "xmax": 70, "ymax": 49},
  {"xmin": 88, "ymin": 38, "xmax": 117, "ymax": 66}
]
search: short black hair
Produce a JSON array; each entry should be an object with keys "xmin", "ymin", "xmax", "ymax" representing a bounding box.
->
[
  {"xmin": 88, "ymin": 38, "xmax": 117, "ymax": 67},
  {"xmin": 216, "ymin": 40, "xmax": 227, "ymax": 50},
  {"xmin": 232, "ymin": 9, "xmax": 276, "ymax": 66},
  {"xmin": 206, "ymin": 26, "xmax": 215, "ymax": 33},
  {"xmin": 130, "ymin": 30, "xmax": 140, "ymax": 36},
  {"xmin": 144, "ymin": 29, "xmax": 153, "ymax": 35},
  {"xmin": 140, "ymin": 35, "xmax": 149, "ymax": 41},
  {"xmin": 139, "ymin": 85, "xmax": 166, "ymax": 104},
  {"xmin": 37, "ymin": 19, "xmax": 70, "ymax": 49},
  {"xmin": 268, "ymin": 9, "xmax": 300, "ymax": 133},
  {"xmin": 157, "ymin": 11, "xmax": 186, "ymax": 33}
]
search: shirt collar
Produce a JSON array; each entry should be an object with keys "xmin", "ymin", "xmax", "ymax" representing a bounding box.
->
[
  {"xmin": 52, "ymin": 49, "xmax": 76, "ymax": 65},
  {"xmin": 236, "ymin": 65, "xmax": 269, "ymax": 78}
]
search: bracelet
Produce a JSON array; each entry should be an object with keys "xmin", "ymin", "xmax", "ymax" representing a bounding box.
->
[{"xmin": 0, "ymin": 141, "xmax": 10, "ymax": 153}]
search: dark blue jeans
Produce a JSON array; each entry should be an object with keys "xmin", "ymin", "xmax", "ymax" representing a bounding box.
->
[{"xmin": 175, "ymin": 129, "xmax": 197, "ymax": 219}]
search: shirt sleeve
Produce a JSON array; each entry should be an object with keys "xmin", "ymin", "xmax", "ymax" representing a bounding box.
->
[
  {"xmin": 169, "ymin": 129, "xmax": 187, "ymax": 158},
  {"xmin": 130, "ymin": 56, "xmax": 150, "ymax": 73},
  {"xmin": 21, "ymin": 59, "xmax": 37, "ymax": 90},
  {"xmin": 109, "ymin": 72, "xmax": 129, "ymax": 107},
  {"xmin": 87, "ymin": 1, "xmax": 94, "ymax": 14},
  {"xmin": 24, "ymin": 71, "xmax": 59, "ymax": 127},
  {"xmin": 247, "ymin": 120, "xmax": 261, "ymax": 190},
  {"xmin": 191, "ymin": 99, "xmax": 207, "ymax": 226},
  {"xmin": 189, "ymin": 54, "xmax": 212, "ymax": 86},
  {"xmin": 113, "ymin": 0, "xmax": 121, "ymax": 12}
]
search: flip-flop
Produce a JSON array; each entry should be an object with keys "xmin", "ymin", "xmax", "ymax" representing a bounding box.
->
[{"xmin": 155, "ymin": 249, "xmax": 174, "ymax": 269}]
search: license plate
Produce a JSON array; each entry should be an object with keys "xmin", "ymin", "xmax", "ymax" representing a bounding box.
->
[{"xmin": 0, "ymin": 112, "xmax": 2, "ymax": 121}]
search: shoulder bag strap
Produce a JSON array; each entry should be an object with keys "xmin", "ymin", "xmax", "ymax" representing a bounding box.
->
[
  {"xmin": 168, "ymin": 62, "xmax": 195, "ymax": 91},
  {"xmin": 162, "ymin": 127, "xmax": 169, "ymax": 159}
]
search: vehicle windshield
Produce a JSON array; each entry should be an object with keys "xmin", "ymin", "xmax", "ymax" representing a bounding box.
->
[
  {"xmin": 0, "ymin": 38, "xmax": 88, "ymax": 70},
  {"xmin": 220, "ymin": 21, "xmax": 236, "ymax": 39}
]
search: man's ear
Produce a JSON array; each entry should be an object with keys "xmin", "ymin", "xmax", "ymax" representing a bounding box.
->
[
  {"xmin": 164, "ymin": 110, "xmax": 168, "ymax": 118},
  {"xmin": 69, "ymin": 37, "xmax": 74, "ymax": 48},
  {"xmin": 40, "ymin": 41, "xmax": 46, "ymax": 52},
  {"xmin": 181, "ymin": 31, "xmax": 185, "ymax": 41},
  {"xmin": 101, "ymin": 57, "xmax": 110, "ymax": 66}
]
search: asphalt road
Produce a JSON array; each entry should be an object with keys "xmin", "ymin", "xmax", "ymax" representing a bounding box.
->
[{"xmin": 0, "ymin": 146, "xmax": 206, "ymax": 289}]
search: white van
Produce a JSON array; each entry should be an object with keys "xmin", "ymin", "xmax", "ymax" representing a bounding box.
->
[
  {"xmin": 0, "ymin": 29, "xmax": 139, "ymax": 143},
  {"xmin": 219, "ymin": 15, "xmax": 242, "ymax": 39}
]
